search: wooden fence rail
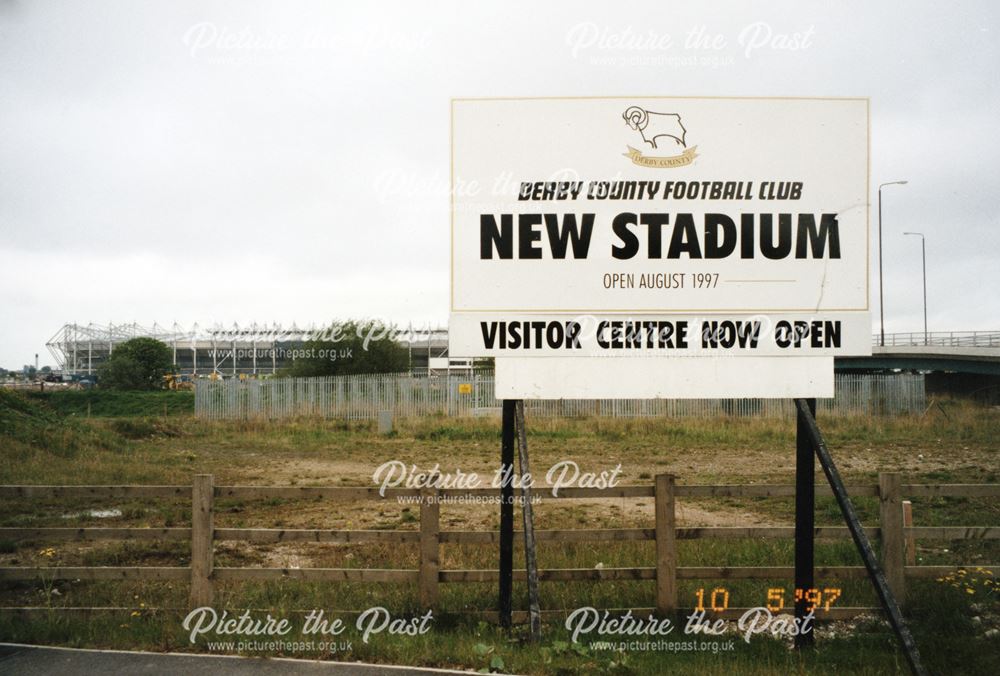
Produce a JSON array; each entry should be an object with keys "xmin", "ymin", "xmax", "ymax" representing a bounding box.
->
[{"xmin": 0, "ymin": 473, "xmax": 997, "ymax": 619}]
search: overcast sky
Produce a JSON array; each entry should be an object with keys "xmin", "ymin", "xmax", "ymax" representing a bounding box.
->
[{"xmin": 1, "ymin": 0, "xmax": 998, "ymax": 368}]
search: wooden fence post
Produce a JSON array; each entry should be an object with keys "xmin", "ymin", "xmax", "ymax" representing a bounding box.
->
[
  {"xmin": 655, "ymin": 474, "xmax": 677, "ymax": 614},
  {"xmin": 419, "ymin": 488, "xmax": 440, "ymax": 608},
  {"xmin": 878, "ymin": 472, "xmax": 905, "ymax": 605},
  {"xmin": 903, "ymin": 500, "xmax": 916, "ymax": 566},
  {"xmin": 190, "ymin": 474, "xmax": 214, "ymax": 608}
]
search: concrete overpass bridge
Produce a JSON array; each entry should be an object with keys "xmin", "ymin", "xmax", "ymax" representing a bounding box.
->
[
  {"xmin": 835, "ymin": 331, "xmax": 1000, "ymax": 375},
  {"xmin": 836, "ymin": 331, "xmax": 1000, "ymax": 401}
]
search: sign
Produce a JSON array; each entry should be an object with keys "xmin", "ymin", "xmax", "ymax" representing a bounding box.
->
[
  {"xmin": 448, "ymin": 96, "xmax": 871, "ymax": 398},
  {"xmin": 449, "ymin": 313, "xmax": 870, "ymax": 357},
  {"xmin": 494, "ymin": 356, "xmax": 834, "ymax": 399}
]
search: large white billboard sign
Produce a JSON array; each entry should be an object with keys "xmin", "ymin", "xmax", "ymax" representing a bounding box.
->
[
  {"xmin": 494, "ymin": 356, "xmax": 834, "ymax": 400},
  {"xmin": 448, "ymin": 96, "xmax": 870, "ymax": 398}
]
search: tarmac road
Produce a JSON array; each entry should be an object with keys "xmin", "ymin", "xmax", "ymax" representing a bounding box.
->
[{"xmin": 0, "ymin": 644, "xmax": 487, "ymax": 676}]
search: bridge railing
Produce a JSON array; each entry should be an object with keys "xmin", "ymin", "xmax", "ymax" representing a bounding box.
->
[{"xmin": 874, "ymin": 331, "xmax": 1000, "ymax": 348}]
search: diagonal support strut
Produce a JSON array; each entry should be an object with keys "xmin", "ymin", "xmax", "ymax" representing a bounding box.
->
[
  {"xmin": 514, "ymin": 401, "xmax": 542, "ymax": 640},
  {"xmin": 794, "ymin": 398, "xmax": 927, "ymax": 676}
]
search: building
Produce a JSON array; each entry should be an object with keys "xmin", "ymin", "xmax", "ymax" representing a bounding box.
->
[{"xmin": 46, "ymin": 322, "xmax": 451, "ymax": 376}]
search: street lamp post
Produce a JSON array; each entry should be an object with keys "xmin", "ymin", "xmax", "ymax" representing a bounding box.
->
[
  {"xmin": 904, "ymin": 232, "xmax": 928, "ymax": 346},
  {"xmin": 878, "ymin": 180, "xmax": 908, "ymax": 346}
]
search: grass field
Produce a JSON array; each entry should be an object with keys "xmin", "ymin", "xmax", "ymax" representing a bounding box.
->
[
  {"xmin": 25, "ymin": 389, "xmax": 195, "ymax": 418},
  {"xmin": 0, "ymin": 389, "xmax": 997, "ymax": 674}
]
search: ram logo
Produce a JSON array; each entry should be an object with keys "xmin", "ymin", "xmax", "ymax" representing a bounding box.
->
[
  {"xmin": 622, "ymin": 106, "xmax": 687, "ymax": 149},
  {"xmin": 621, "ymin": 106, "xmax": 698, "ymax": 168}
]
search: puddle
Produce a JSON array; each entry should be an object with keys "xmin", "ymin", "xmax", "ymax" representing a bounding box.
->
[{"xmin": 61, "ymin": 508, "xmax": 123, "ymax": 519}]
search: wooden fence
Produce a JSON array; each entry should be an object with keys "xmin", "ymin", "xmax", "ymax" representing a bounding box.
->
[
  {"xmin": 0, "ymin": 473, "xmax": 996, "ymax": 621},
  {"xmin": 195, "ymin": 373, "xmax": 928, "ymax": 420}
]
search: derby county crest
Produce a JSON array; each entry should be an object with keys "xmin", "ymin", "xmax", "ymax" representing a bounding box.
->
[{"xmin": 622, "ymin": 106, "xmax": 698, "ymax": 168}]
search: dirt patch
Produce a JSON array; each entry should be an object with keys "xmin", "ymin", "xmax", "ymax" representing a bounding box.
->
[{"xmin": 260, "ymin": 543, "xmax": 311, "ymax": 569}]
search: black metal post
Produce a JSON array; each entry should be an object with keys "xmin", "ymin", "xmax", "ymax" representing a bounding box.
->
[
  {"xmin": 794, "ymin": 397, "xmax": 816, "ymax": 648},
  {"xmin": 499, "ymin": 399, "xmax": 515, "ymax": 628},
  {"xmin": 794, "ymin": 399, "xmax": 926, "ymax": 676}
]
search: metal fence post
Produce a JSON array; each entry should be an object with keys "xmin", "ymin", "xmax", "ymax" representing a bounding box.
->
[
  {"xmin": 879, "ymin": 472, "xmax": 906, "ymax": 605},
  {"xmin": 190, "ymin": 474, "xmax": 215, "ymax": 608},
  {"xmin": 655, "ymin": 474, "xmax": 677, "ymax": 614}
]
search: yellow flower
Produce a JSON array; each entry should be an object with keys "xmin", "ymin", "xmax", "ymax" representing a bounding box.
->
[{"xmin": 966, "ymin": 589, "xmax": 975, "ymax": 595}]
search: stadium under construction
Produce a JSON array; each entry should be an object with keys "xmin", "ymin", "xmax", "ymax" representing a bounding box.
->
[{"xmin": 46, "ymin": 323, "xmax": 452, "ymax": 377}]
